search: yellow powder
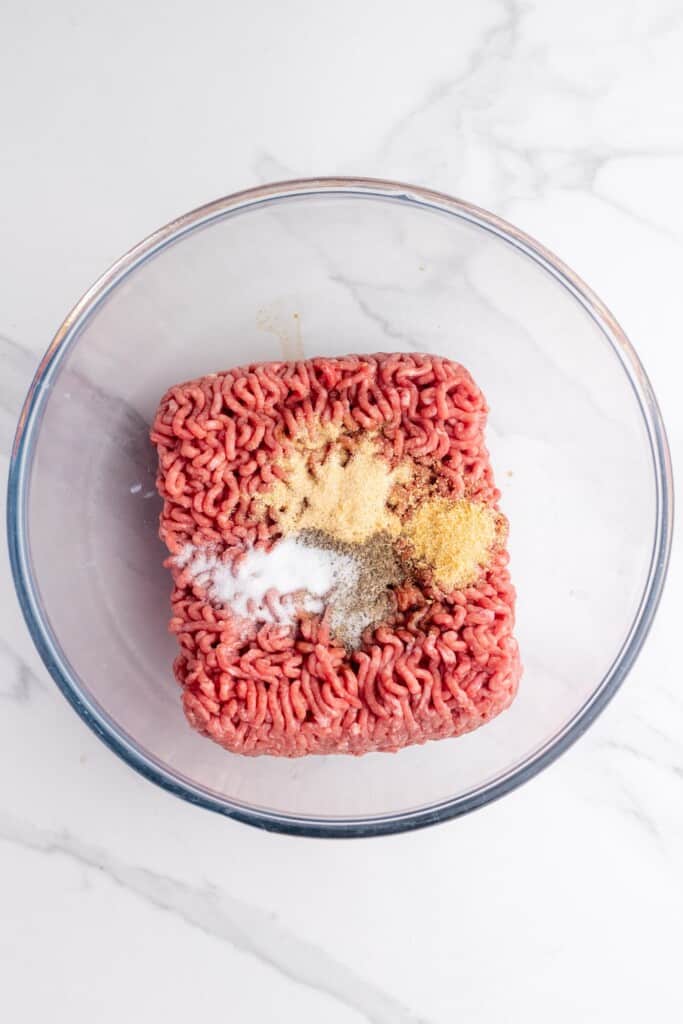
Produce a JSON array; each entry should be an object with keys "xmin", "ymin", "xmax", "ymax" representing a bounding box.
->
[
  {"xmin": 403, "ymin": 497, "xmax": 498, "ymax": 589},
  {"xmin": 264, "ymin": 436, "xmax": 407, "ymax": 545}
]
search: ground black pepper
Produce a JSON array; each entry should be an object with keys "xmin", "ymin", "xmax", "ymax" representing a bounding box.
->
[{"xmin": 299, "ymin": 529, "xmax": 406, "ymax": 648}]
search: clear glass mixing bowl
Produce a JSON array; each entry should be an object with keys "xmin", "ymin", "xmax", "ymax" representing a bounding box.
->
[{"xmin": 7, "ymin": 178, "xmax": 673, "ymax": 836}]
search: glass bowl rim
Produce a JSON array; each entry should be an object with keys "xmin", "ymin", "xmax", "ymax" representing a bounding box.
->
[{"xmin": 6, "ymin": 176, "xmax": 674, "ymax": 838}]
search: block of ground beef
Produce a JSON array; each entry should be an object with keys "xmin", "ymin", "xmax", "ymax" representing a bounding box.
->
[{"xmin": 150, "ymin": 352, "xmax": 521, "ymax": 756}]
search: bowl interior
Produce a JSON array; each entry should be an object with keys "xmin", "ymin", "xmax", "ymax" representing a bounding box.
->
[{"xmin": 16, "ymin": 187, "xmax": 659, "ymax": 828}]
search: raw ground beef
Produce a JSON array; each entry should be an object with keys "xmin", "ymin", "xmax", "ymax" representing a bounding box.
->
[{"xmin": 151, "ymin": 352, "xmax": 521, "ymax": 756}]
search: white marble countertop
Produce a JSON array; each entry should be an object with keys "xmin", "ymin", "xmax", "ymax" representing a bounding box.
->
[{"xmin": 2, "ymin": 1, "xmax": 682, "ymax": 1020}]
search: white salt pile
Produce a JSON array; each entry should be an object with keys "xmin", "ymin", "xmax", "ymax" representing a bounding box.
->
[{"xmin": 175, "ymin": 537, "xmax": 359, "ymax": 627}]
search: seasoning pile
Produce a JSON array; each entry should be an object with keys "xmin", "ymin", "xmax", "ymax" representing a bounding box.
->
[{"xmin": 175, "ymin": 426, "xmax": 501, "ymax": 648}]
